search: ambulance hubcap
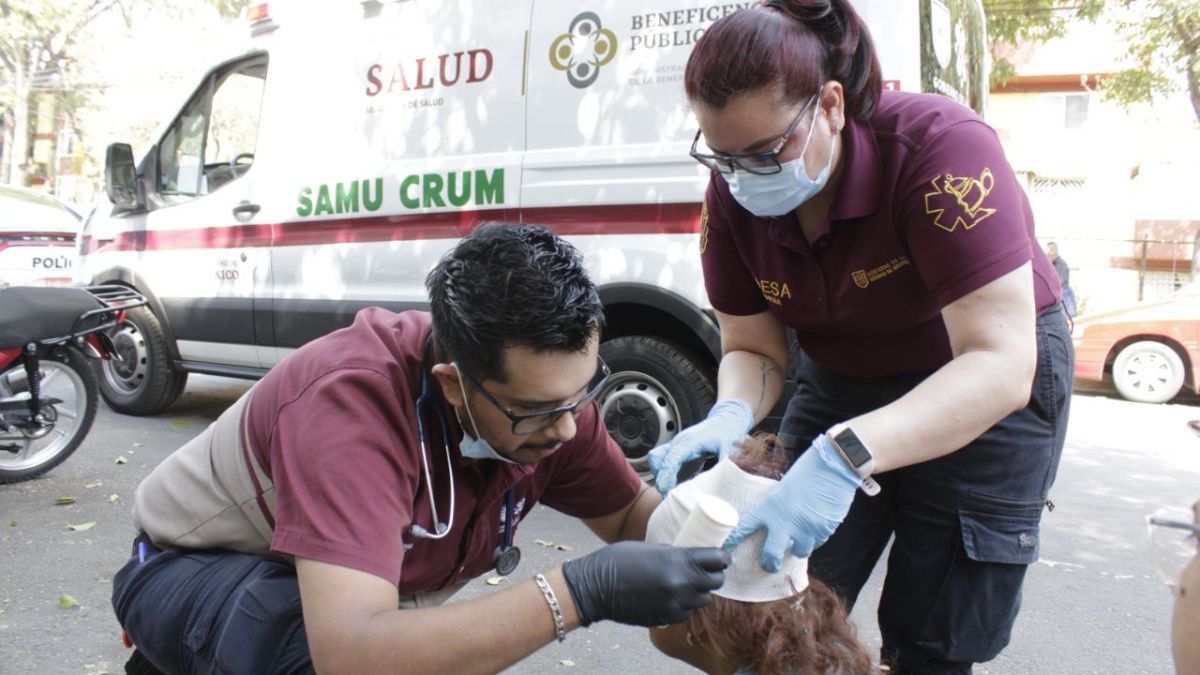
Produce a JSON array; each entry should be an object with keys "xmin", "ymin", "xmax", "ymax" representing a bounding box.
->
[{"xmin": 599, "ymin": 371, "xmax": 681, "ymax": 469}]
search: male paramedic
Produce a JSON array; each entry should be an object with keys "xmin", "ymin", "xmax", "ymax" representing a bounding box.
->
[{"xmin": 111, "ymin": 223, "xmax": 728, "ymax": 674}]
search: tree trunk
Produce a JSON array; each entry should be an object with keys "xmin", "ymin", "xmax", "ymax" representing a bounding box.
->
[
  {"xmin": 1188, "ymin": 54, "xmax": 1200, "ymax": 125},
  {"xmin": 6, "ymin": 67, "xmax": 30, "ymax": 187}
]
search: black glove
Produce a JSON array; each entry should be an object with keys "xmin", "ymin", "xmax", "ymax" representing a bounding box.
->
[{"xmin": 561, "ymin": 541, "xmax": 729, "ymax": 627}]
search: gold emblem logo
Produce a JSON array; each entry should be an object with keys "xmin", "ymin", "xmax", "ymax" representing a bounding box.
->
[
  {"xmin": 852, "ymin": 270, "xmax": 869, "ymax": 288},
  {"xmin": 549, "ymin": 13, "xmax": 617, "ymax": 89},
  {"xmin": 924, "ymin": 168, "xmax": 996, "ymax": 233},
  {"xmin": 698, "ymin": 201, "xmax": 710, "ymax": 254}
]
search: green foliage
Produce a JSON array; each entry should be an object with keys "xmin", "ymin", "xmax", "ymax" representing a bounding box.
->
[
  {"xmin": 983, "ymin": 0, "xmax": 1107, "ymax": 86},
  {"xmin": 1099, "ymin": 0, "xmax": 1200, "ymax": 121},
  {"xmin": 207, "ymin": 0, "xmax": 252, "ymax": 19}
]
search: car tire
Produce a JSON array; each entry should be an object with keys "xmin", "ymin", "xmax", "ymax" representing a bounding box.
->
[
  {"xmin": 96, "ymin": 306, "xmax": 188, "ymax": 415},
  {"xmin": 1112, "ymin": 340, "xmax": 1185, "ymax": 404},
  {"xmin": 598, "ymin": 336, "xmax": 716, "ymax": 473}
]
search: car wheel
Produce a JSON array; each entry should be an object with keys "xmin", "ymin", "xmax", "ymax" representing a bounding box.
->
[
  {"xmin": 1112, "ymin": 340, "xmax": 1185, "ymax": 404},
  {"xmin": 96, "ymin": 306, "xmax": 188, "ymax": 415},
  {"xmin": 598, "ymin": 336, "xmax": 715, "ymax": 473}
]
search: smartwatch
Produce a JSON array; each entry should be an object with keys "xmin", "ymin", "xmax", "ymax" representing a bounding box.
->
[{"xmin": 827, "ymin": 423, "xmax": 881, "ymax": 496}]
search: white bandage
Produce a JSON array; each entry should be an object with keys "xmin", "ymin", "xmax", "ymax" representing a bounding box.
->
[{"xmin": 646, "ymin": 458, "xmax": 808, "ymax": 603}]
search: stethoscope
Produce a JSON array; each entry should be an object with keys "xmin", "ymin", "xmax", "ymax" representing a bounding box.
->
[{"xmin": 409, "ymin": 338, "xmax": 521, "ymax": 576}]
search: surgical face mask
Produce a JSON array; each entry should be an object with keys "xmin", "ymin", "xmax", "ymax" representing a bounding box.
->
[
  {"xmin": 454, "ymin": 369, "xmax": 519, "ymax": 465},
  {"xmin": 725, "ymin": 107, "xmax": 835, "ymax": 218}
]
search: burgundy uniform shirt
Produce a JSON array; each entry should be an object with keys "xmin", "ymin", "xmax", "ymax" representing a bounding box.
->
[
  {"xmin": 244, "ymin": 309, "xmax": 643, "ymax": 592},
  {"xmin": 701, "ymin": 91, "xmax": 1061, "ymax": 377}
]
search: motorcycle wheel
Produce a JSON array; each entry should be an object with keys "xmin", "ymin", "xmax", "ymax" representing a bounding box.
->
[{"xmin": 0, "ymin": 346, "xmax": 98, "ymax": 484}]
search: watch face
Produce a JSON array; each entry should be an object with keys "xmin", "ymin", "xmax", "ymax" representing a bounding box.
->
[{"xmin": 834, "ymin": 429, "xmax": 872, "ymax": 468}]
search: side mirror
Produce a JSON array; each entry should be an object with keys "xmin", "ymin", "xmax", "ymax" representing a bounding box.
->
[{"xmin": 105, "ymin": 143, "xmax": 141, "ymax": 211}]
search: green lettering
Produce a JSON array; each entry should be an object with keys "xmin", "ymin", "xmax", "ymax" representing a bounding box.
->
[
  {"xmin": 314, "ymin": 184, "xmax": 334, "ymax": 215},
  {"xmin": 475, "ymin": 169, "xmax": 504, "ymax": 205},
  {"xmin": 363, "ymin": 178, "xmax": 384, "ymax": 211},
  {"xmin": 296, "ymin": 186, "xmax": 313, "ymax": 217},
  {"xmin": 447, "ymin": 171, "xmax": 471, "ymax": 207},
  {"xmin": 335, "ymin": 181, "xmax": 359, "ymax": 214},
  {"xmin": 423, "ymin": 173, "xmax": 446, "ymax": 208},
  {"xmin": 400, "ymin": 175, "xmax": 420, "ymax": 209}
]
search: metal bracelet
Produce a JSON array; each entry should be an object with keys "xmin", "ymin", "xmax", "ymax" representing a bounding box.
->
[{"xmin": 534, "ymin": 573, "xmax": 567, "ymax": 643}]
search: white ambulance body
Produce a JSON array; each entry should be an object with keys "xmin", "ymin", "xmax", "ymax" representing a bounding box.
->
[{"xmin": 80, "ymin": 0, "xmax": 986, "ymax": 467}]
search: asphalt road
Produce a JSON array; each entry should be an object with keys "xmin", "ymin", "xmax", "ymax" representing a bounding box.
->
[{"xmin": 2, "ymin": 375, "xmax": 1198, "ymax": 674}]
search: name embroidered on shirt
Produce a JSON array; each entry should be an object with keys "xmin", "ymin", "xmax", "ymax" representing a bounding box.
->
[
  {"xmin": 924, "ymin": 168, "xmax": 996, "ymax": 233},
  {"xmin": 755, "ymin": 277, "xmax": 792, "ymax": 305},
  {"xmin": 852, "ymin": 256, "xmax": 911, "ymax": 288}
]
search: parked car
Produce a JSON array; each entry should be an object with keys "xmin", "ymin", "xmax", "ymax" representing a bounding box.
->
[
  {"xmin": 1072, "ymin": 282, "xmax": 1200, "ymax": 403},
  {"xmin": 0, "ymin": 185, "xmax": 80, "ymax": 288}
]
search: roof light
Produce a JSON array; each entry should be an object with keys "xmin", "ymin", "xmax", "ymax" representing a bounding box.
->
[{"xmin": 246, "ymin": 3, "xmax": 269, "ymax": 22}]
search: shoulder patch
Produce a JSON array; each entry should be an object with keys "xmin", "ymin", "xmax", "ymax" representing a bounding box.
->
[
  {"xmin": 698, "ymin": 200, "xmax": 710, "ymax": 254},
  {"xmin": 923, "ymin": 168, "xmax": 996, "ymax": 233}
]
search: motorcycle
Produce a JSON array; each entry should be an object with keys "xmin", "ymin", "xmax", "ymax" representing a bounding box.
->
[{"xmin": 0, "ymin": 285, "xmax": 147, "ymax": 483}]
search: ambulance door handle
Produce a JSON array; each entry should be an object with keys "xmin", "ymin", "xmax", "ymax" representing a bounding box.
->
[{"xmin": 232, "ymin": 201, "xmax": 261, "ymax": 218}]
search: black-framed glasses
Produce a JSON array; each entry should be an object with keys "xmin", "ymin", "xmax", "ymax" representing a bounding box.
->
[
  {"xmin": 689, "ymin": 96, "xmax": 816, "ymax": 176},
  {"xmin": 457, "ymin": 358, "xmax": 611, "ymax": 435}
]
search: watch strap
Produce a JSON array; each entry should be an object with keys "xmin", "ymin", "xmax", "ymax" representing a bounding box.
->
[{"xmin": 826, "ymin": 424, "xmax": 881, "ymax": 496}]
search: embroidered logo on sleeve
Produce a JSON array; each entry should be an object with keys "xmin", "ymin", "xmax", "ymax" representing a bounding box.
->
[
  {"xmin": 924, "ymin": 168, "xmax": 996, "ymax": 232},
  {"xmin": 698, "ymin": 201, "xmax": 710, "ymax": 254}
]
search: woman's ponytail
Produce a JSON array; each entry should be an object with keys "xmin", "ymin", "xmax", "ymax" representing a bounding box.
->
[
  {"xmin": 684, "ymin": 0, "xmax": 882, "ymax": 121},
  {"xmin": 762, "ymin": 0, "xmax": 882, "ymax": 120}
]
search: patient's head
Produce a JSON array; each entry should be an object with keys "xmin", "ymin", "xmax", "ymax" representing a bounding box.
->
[{"xmin": 647, "ymin": 435, "xmax": 874, "ymax": 675}]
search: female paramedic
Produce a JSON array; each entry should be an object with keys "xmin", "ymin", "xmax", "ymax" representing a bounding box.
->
[{"xmin": 648, "ymin": 1, "xmax": 1073, "ymax": 673}]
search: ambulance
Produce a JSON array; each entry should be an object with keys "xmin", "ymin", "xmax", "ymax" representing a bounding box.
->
[{"xmin": 79, "ymin": 0, "xmax": 987, "ymax": 469}]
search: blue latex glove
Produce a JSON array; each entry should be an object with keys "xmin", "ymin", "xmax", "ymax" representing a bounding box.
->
[
  {"xmin": 723, "ymin": 433, "xmax": 861, "ymax": 572},
  {"xmin": 648, "ymin": 399, "xmax": 754, "ymax": 494}
]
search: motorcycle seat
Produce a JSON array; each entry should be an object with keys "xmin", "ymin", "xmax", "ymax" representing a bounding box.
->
[{"xmin": 0, "ymin": 286, "xmax": 106, "ymax": 349}]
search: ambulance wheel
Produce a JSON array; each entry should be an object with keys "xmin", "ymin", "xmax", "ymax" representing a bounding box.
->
[
  {"xmin": 96, "ymin": 306, "xmax": 188, "ymax": 415},
  {"xmin": 598, "ymin": 336, "xmax": 716, "ymax": 473},
  {"xmin": 1112, "ymin": 340, "xmax": 1185, "ymax": 404}
]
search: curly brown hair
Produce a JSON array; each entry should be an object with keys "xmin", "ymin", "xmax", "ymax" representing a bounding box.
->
[{"xmin": 683, "ymin": 434, "xmax": 877, "ymax": 674}]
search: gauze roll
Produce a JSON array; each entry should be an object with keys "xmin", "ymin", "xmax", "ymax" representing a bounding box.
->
[
  {"xmin": 646, "ymin": 457, "xmax": 808, "ymax": 602},
  {"xmin": 673, "ymin": 494, "xmax": 739, "ymax": 548}
]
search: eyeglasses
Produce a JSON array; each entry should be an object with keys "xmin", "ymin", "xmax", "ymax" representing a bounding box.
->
[
  {"xmin": 689, "ymin": 96, "xmax": 816, "ymax": 176},
  {"xmin": 457, "ymin": 358, "xmax": 611, "ymax": 435},
  {"xmin": 1146, "ymin": 507, "xmax": 1200, "ymax": 590}
]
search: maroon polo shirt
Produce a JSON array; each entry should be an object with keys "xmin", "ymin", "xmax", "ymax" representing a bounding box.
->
[
  {"xmin": 245, "ymin": 308, "xmax": 642, "ymax": 592},
  {"xmin": 701, "ymin": 90, "xmax": 1060, "ymax": 377}
]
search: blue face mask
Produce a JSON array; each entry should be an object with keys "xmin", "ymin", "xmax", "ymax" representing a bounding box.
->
[
  {"xmin": 725, "ymin": 106, "xmax": 835, "ymax": 218},
  {"xmin": 454, "ymin": 367, "xmax": 519, "ymax": 464}
]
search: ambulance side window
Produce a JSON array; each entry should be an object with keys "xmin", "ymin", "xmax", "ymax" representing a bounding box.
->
[
  {"xmin": 157, "ymin": 90, "xmax": 208, "ymax": 200},
  {"xmin": 156, "ymin": 57, "xmax": 268, "ymax": 204}
]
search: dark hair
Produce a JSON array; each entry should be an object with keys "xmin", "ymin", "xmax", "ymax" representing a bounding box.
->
[
  {"xmin": 684, "ymin": 0, "xmax": 882, "ymax": 121},
  {"xmin": 685, "ymin": 433, "xmax": 877, "ymax": 674},
  {"xmin": 425, "ymin": 223, "xmax": 604, "ymax": 383}
]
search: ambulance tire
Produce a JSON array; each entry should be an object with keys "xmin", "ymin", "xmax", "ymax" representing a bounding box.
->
[
  {"xmin": 598, "ymin": 336, "xmax": 716, "ymax": 474},
  {"xmin": 96, "ymin": 306, "xmax": 188, "ymax": 416}
]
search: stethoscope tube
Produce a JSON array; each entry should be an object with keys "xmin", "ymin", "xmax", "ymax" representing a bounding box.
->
[
  {"xmin": 408, "ymin": 338, "xmax": 453, "ymax": 538},
  {"xmin": 409, "ymin": 338, "xmax": 520, "ymax": 575}
]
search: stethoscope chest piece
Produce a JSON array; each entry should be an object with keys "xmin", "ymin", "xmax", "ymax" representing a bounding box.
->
[{"xmin": 495, "ymin": 545, "xmax": 521, "ymax": 576}]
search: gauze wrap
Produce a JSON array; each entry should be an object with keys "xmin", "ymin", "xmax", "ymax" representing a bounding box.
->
[{"xmin": 646, "ymin": 457, "xmax": 809, "ymax": 602}]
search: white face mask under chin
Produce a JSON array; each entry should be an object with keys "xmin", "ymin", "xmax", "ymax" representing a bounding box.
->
[
  {"xmin": 454, "ymin": 366, "xmax": 519, "ymax": 465},
  {"xmin": 725, "ymin": 105, "xmax": 836, "ymax": 218}
]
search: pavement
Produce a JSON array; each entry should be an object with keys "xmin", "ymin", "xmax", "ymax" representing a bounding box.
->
[{"xmin": 1, "ymin": 375, "xmax": 1198, "ymax": 674}]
